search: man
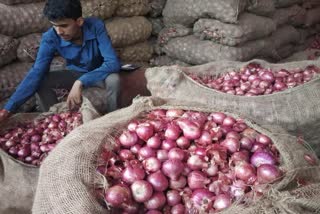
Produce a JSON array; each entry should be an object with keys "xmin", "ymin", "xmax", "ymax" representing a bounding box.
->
[{"xmin": 0, "ymin": 0, "xmax": 121, "ymax": 123}]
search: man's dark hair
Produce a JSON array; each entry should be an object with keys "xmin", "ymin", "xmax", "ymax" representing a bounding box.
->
[{"xmin": 43, "ymin": 0, "xmax": 82, "ymax": 21}]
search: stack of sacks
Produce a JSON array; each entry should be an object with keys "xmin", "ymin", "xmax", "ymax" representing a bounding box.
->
[
  {"xmin": 153, "ymin": 0, "xmax": 320, "ymax": 66},
  {"xmin": 0, "ymin": 0, "xmax": 155, "ymax": 114}
]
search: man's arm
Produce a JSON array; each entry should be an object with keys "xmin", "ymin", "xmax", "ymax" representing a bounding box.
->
[
  {"xmin": 77, "ymin": 19, "xmax": 121, "ymax": 87},
  {"xmin": 3, "ymin": 33, "xmax": 56, "ymax": 113}
]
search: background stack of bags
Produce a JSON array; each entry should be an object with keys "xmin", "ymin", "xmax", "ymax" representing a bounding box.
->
[
  {"xmin": 151, "ymin": 0, "xmax": 320, "ymax": 66},
  {"xmin": 0, "ymin": 0, "xmax": 158, "ymax": 114}
]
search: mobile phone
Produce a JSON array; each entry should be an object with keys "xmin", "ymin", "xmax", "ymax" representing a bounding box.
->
[{"xmin": 121, "ymin": 64, "xmax": 141, "ymax": 71}]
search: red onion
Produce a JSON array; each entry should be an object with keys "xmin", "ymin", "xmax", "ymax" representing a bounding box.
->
[
  {"xmin": 176, "ymin": 136, "xmax": 190, "ymax": 149},
  {"xmin": 165, "ymin": 124, "xmax": 181, "ymax": 140},
  {"xmin": 166, "ymin": 109, "xmax": 184, "ymax": 118},
  {"xmin": 168, "ymin": 148, "xmax": 185, "ymax": 160},
  {"xmin": 197, "ymin": 131, "xmax": 212, "ymax": 146},
  {"xmin": 127, "ymin": 121, "xmax": 138, "ymax": 132},
  {"xmin": 226, "ymin": 131, "xmax": 241, "ymax": 140},
  {"xmin": 121, "ymin": 202, "xmax": 140, "ymax": 214},
  {"xmin": 130, "ymin": 180, "xmax": 153, "ymax": 203},
  {"xmin": 177, "ymin": 119, "xmax": 201, "ymax": 140},
  {"xmin": 130, "ymin": 144, "xmax": 141, "ymax": 154},
  {"xmin": 150, "ymin": 109, "xmax": 166, "ymax": 118},
  {"xmin": 171, "ymin": 204, "xmax": 185, "ymax": 214},
  {"xmin": 231, "ymin": 150, "xmax": 250, "ymax": 164},
  {"xmin": 143, "ymin": 157, "xmax": 161, "ymax": 172},
  {"xmin": 250, "ymin": 151, "xmax": 276, "ymax": 167},
  {"xmin": 119, "ymin": 131, "xmax": 138, "ymax": 148},
  {"xmin": 221, "ymin": 138, "xmax": 240, "ymax": 153},
  {"xmin": 210, "ymin": 112, "xmax": 226, "ymax": 124},
  {"xmin": 136, "ymin": 123, "xmax": 154, "ymax": 141},
  {"xmin": 156, "ymin": 150, "xmax": 168, "ymax": 162},
  {"xmin": 161, "ymin": 139, "xmax": 176, "ymax": 151},
  {"xmin": 256, "ymin": 134, "xmax": 271, "ymax": 146},
  {"xmin": 139, "ymin": 146, "xmax": 155, "ymax": 160},
  {"xmin": 213, "ymin": 194, "xmax": 232, "ymax": 211},
  {"xmin": 147, "ymin": 136, "xmax": 162, "ymax": 149},
  {"xmin": 122, "ymin": 165, "xmax": 145, "ymax": 184},
  {"xmin": 166, "ymin": 190, "xmax": 181, "ymax": 206},
  {"xmin": 119, "ymin": 149, "xmax": 135, "ymax": 161},
  {"xmin": 188, "ymin": 171, "xmax": 210, "ymax": 190},
  {"xmin": 304, "ymin": 154, "xmax": 317, "ymax": 165},
  {"xmin": 105, "ymin": 184, "xmax": 131, "ymax": 207},
  {"xmin": 162, "ymin": 159, "xmax": 184, "ymax": 180},
  {"xmin": 144, "ymin": 192, "xmax": 166, "ymax": 210},
  {"xmin": 230, "ymin": 180, "xmax": 247, "ymax": 199},
  {"xmin": 169, "ymin": 176, "xmax": 187, "ymax": 190},
  {"xmin": 190, "ymin": 189, "xmax": 214, "ymax": 211},
  {"xmin": 257, "ymin": 164, "xmax": 282, "ymax": 184},
  {"xmin": 240, "ymin": 137, "xmax": 254, "ymax": 150},
  {"xmin": 204, "ymin": 163, "xmax": 218, "ymax": 176},
  {"xmin": 234, "ymin": 162, "xmax": 256, "ymax": 184},
  {"xmin": 146, "ymin": 210, "xmax": 162, "ymax": 214},
  {"xmin": 187, "ymin": 155, "xmax": 208, "ymax": 170},
  {"xmin": 147, "ymin": 171, "xmax": 169, "ymax": 191}
]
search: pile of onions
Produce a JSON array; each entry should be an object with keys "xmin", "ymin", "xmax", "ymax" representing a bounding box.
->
[
  {"xmin": 96, "ymin": 109, "xmax": 283, "ymax": 213},
  {"xmin": 0, "ymin": 112, "xmax": 82, "ymax": 166},
  {"xmin": 188, "ymin": 63, "xmax": 320, "ymax": 96}
]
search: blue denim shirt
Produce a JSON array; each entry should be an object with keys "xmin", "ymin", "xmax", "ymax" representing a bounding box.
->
[{"xmin": 5, "ymin": 17, "xmax": 120, "ymax": 112}]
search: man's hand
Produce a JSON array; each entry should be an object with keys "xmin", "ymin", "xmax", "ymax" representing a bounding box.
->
[
  {"xmin": 67, "ymin": 80, "xmax": 83, "ymax": 110},
  {"xmin": 0, "ymin": 109, "xmax": 11, "ymax": 124}
]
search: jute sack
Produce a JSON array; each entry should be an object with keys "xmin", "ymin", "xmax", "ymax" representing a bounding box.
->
[
  {"xmin": 17, "ymin": 33, "xmax": 41, "ymax": 62},
  {"xmin": 145, "ymin": 59, "xmax": 320, "ymax": 155},
  {"xmin": 304, "ymin": 7, "xmax": 320, "ymax": 27},
  {"xmin": 273, "ymin": 0, "xmax": 303, "ymax": 8},
  {"xmin": 272, "ymin": 5, "xmax": 306, "ymax": 27},
  {"xmin": 0, "ymin": 2, "xmax": 50, "ymax": 37},
  {"xmin": 105, "ymin": 16, "xmax": 152, "ymax": 48},
  {"xmin": 148, "ymin": 0, "xmax": 167, "ymax": 18},
  {"xmin": 157, "ymin": 25, "xmax": 192, "ymax": 46},
  {"xmin": 280, "ymin": 49, "xmax": 320, "ymax": 62},
  {"xmin": 0, "ymin": 34, "xmax": 19, "ymax": 68},
  {"xmin": 193, "ymin": 14, "xmax": 276, "ymax": 46},
  {"xmin": 150, "ymin": 55, "xmax": 190, "ymax": 67},
  {"xmin": 0, "ymin": 0, "xmax": 42, "ymax": 5},
  {"xmin": 163, "ymin": 35, "xmax": 267, "ymax": 65},
  {"xmin": 81, "ymin": 0, "xmax": 117, "ymax": 20},
  {"xmin": 116, "ymin": 41, "xmax": 153, "ymax": 62},
  {"xmin": 246, "ymin": 0, "xmax": 275, "ymax": 16},
  {"xmin": 162, "ymin": 0, "xmax": 247, "ymax": 27},
  {"xmin": 31, "ymin": 96, "xmax": 320, "ymax": 214},
  {"xmin": 148, "ymin": 17, "xmax": 164, "ymax": 36},
  {"xmin": 0, "ymin": 98, "xmax": 99, "ymax": 214},
  {"xmin": 115, "ymin": 0, "xmax": 150, "ymax": 17}
]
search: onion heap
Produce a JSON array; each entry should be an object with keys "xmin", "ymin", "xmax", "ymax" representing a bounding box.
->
[
  {"xmin": 96, "ymin": 109, "xmax": 283, "ymax": 213},
  {"xmin": 188, "ymin": 63, "xmax": 320, "ymax": 96},
  {"xmin": 0, "ymin": 112, "xmax": 82, "ymax": 166}
]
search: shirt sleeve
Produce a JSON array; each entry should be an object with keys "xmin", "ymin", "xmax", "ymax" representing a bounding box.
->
[
  {"xmin": 78, "ymin": 20, "xmax": 121, "ymax": 87},
  {"xmin": 4, "ymin": 33, "xmax": 56, "ymax": 112}
]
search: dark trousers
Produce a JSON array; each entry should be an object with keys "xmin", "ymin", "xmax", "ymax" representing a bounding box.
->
[{"xmin": 35, "ymin": 70, "xmax": 120, "ymax": 113}]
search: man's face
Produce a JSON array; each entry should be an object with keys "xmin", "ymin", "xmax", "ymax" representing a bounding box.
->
[{"xmin": 50, "ymin": 18, "xmax": 83, "ymax": 42}]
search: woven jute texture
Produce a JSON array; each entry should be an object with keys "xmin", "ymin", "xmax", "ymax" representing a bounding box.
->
[
  {"xmin": 274, "ymin": 0, "xmax": 303, "ymax": 8},
  {"xmin": 17, "ymin": 33, "xmax": 42, "ymax": 62},
  {"xmin": 193, "ymin": 13, "xmax": 276, "ymax": 46},
  {"xmin": 304, "ymin": 6, "xmax": 320, "ymax": 27},
  {"xmin": 0, "ymin": 0, "xmax": 42, "ymax": 5},
  {"xmin": 272, "ymin": 5, "xmax": 307, "ymax": 27},
  {"xmin": 162, "ymin": 35, "xmax": 266, "ymax": 65},
  {"xmin": 0, "ymin": 34, "xmax": 19, "ymax": 68},
  {"xmin": 148, "ymin": 0, "xmax": 167, "ymax": 18},
  {"xmin": 116, "ymin": 41, "xmax": 153, "ymax": 62},
  {"xmin": 148, "ymin": 17, "xmax": 164, "ymax": 36},
  {"xmin": 0, "ymin": 2, "xmax": 50, "ymax": 37},
  {"xmin": 105, "ymin": 16, "xmax": 152, "ymax": 48},
  {"xmin": 32, "ymin": 96, "xmax": 320, "ymax": 214},
  {"xmin": 145, "ymin": 59, "xmax": 320, "ymax": 155},
  {"xmin": 162, "ymin": 0, "xmax": 247, "ymax": 27},
  {"xmin": 246, "ymin": 0, "xmax": 275, "ymax": 16},
  {"xmin": 115, "ymin": 0, "xmax": 150, "ymax": 17},
  {"xmin": 81, "ymin": 0, "xmax": 117, "ymax": 20},
  {"xmin": 0, "ymin": 98, "xmax": 99, "ymax": 214}
]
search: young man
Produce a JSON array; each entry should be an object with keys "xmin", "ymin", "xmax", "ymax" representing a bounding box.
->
[{"xmin": 0, "ymin": 0, "xmax": 121, "ymax": 123}]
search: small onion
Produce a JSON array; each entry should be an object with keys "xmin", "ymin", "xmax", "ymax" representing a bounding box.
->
[
  {"xmin": 213, "ymin": 194, "xmax": 232, "ymax": 211},
  {"xmin": 257, "ymin": 164, "xmax": 282, "ymax": 184},
  {"xmin": 144, "ymin": 192, "xmax": 166, "ymax": 210},
  {"xmin": 147, "ymin": 171, "xmax": 169, "ymax": 191},
  {"xmin": 166, "ymin": 190, "xmax": 181, "ymax": 206},
  {"xmin": 162, "ymin": 159, "xmax": 184, "ymax": 180},
  {"xmin": 130, "ymin": 180, "xmax": 153, "ymax": 203},
  {"xmin": 250, "ymin": 151, "xmax": 276, "ymax": 167},
  {"xmin": 105, "ymin": 184, "xmax": 131, "ymax": 207},
  {"xmin": 187, "ymin": 171, "xmax": 210, "ymax": 190}
]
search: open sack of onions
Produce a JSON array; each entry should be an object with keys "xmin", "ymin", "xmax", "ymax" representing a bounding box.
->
[
  {"xmin": 145, "ymin": 60, "xmax": 320, "ymax": 156},
  {"xmin": 0, "ymin": 97, "xmax": 99, "ymax": 214},
  {"xmin": 32, "ymin": 97, "xmax": 320, "ymax": 214}
]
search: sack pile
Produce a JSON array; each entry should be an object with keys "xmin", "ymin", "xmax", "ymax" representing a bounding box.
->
[{"xmin": 151, "ymin": 0, "xmax": 320, "ymax": 66}]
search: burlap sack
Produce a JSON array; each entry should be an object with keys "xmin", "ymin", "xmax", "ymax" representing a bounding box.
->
[
  {"xmin": 246, "ymin": 0, "xmax": 275, "ymax": 16},
  {"xmin": 163, "ymin": 35, "xmax": 267, "ymax": 65},
  {"xmin": 0, "ymin": 98, "xmax": 99, "ymax": 214},
  {"xmin": 162, "ymin": 0, "xmax": 247, "ymax": 27},
  {"xmin": 105, "ymin": 16, "xmax": 152, "ymax": 48},
  {"xmin": 302, "ymin": 0, "xmax": 320, "ymax": 9},
  {"xmin": 273, "ymin": 0, "xmax": 303, "ymax": 8},
  {"xmin": 116, "ymin": 41, "xmax": 153, "ymax": 62},
  {"xmin": 275, "ymin": 44, "xmax": 295, "ymax": 60},
  {"xmin": 272, "ymin": 5, "xmax": 307, "ymax": 27},
  {"xmin": 193, "ymin": 14, "xmax": 276, "ymax": 46},
  {"xmin": 148, "ymin": 17, "xmax": 164, "ymax": 36},
  {"xmin": 17, "ymin": 33, "xmax": 41, "ymax": 62},
  {"xmin": 150, "ymin": 55, "xmax": 190, "ymax": 67},
  {"xmin": 0, "ymin": 0, "xmax": 42, "ymax": 5},
  {"xmin": 145, "ymin": 59, "xmax": 320, "ymax": 155},
  {"xmin": 0, "ymin": 2, "xmax": 50, "ymax": 37},
  {"xmin": 32, "ymin": 96, "xmax": 320, "ymax": 214},
  {"xmin": 0, "ymin": 34, "xmax": 19, "ymax": 68},
  {"xmin": 304, "ymin": 7, "xmax": 320, "ymax": 27},
  {"xmin": 157, "ymin": 25, "xmax": 192, "ymax": 46},
  {"xmin": 280, "ymin": 49, "xmax": 320, "ymax": 62},
  {"xmin": 81, "ymin": 0, "xmax": 117, "ymax": 20},
  {"xmin": 148, "ymin": 0, "xmax": 167, "ymax": 18},
  {"xmin": 115, "ymin": 0, "xmax": 150, "ymax": 17}
]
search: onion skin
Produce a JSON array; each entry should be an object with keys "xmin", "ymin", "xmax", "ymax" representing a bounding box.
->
[
  {"xmin": 131, "ymin": 180, "xmax": 153, "ymax": 203},
  {"xmin": 257, "ymin": 164, "xmax": 282, "ymax": 184},
  {"xmin": 147, "ymin": 171, "xmax": 169, "ymax": 192},
  {"xmin": 105, "ymin": 184, "xmax": 132, "ymax": 207},
  {"xmin": 144, "ymin": 192, "xmax": 167, "ymax": 210}
]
